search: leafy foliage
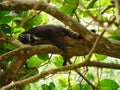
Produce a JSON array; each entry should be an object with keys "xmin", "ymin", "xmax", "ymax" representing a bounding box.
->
[
  {"xmin": 0, "ymin": 0, "xmax": 120, "ymax": 90},
  {"xmin": 41, "ymin": 82, "xmax": 55, "ymax": 90},
  {"xmin": 60, "ymin": 0, "xmax": 79, "ymax": 15},
  {"xmin": 100, "ymin": 79, "xmax": 119, "ymax": 90}
]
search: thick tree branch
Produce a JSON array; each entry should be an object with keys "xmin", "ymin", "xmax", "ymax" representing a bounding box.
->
[
  {"xmin": 0, "ymin": 0, "xmax": 120, "ymax": 59},
  {"xmin": 0, "ymin": 55, "xmax": 30, "ymax": 87},
  {"xmin": 0, "ymin": 36, "xmax": 90, "ymax": 61},
  {"xmin": 0, "ymin": 35, "xmax": 120, "ymax": 87},
  {"xmin": 0, "ymin": 0, "xmax": 95, "ymax": 41},
  {"xmin": 0, "ymin": 61, "xmax": 120, "ymax": 90},
  {"xmin": 0, "ymin": 36, "xmax": 90, "ymax": 86}
]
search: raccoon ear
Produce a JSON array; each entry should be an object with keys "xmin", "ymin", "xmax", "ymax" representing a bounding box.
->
[{"xmin": 19, "ymin": 34, "xmax": 25, "ymax": 38}]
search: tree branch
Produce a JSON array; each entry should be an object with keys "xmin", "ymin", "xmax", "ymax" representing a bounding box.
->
[
  {"xmin": 0, "ymin": 36, "xmax": 90, "ymax": 61},
  {"xmin": 0, "ymin": 61, "xmax": 120, "ymax": 90},
  {"xmin": 86, "ymin": 29, "xmax": 106, "ymax": 62},
  {"xmin": 0, "ymin": 0, "xmax": 95, "ymax": 41},
  {"xmin": 0, "ymin": 0, "xmax": 120, "ymax": 59}
]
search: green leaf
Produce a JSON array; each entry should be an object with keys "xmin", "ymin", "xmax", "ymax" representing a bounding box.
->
[
  {"xmin": 51, "ymin": 0, "xmax": 63, "ymax": 5},
  {"xmin": 109, "ymin": 35, "xmax": 120, "ymax": 40},
  {"xmin": 100, "ymin": 79, "xmax": 119, "ymax": 90},
  {"xmin": 27, "ymin": 56, "xmax": 43, "ymax": 67},
  {"xmin": 0, "ymin": 16, "xmax": 12, "ymax": 24},
  {"xmin": 37, "ymin": 54, "xmax": 49, "ymax": 61},
  {"xmin": 25, "ymin": 15, "xmax": 42, "ymax": 28},
  {"xmin": 17, "ymin": 67, "xmax": 39, "ymax": 79},
  {"xmin": 72, "ymin": 84, "xmax": 80, "ymax": 90},
  {"xmin": 12, "ymin": 27, "xmax": 25, "ymax": 38},
  {"xmin": 0, "ymin": 24, "xmax": 11, "ymax": 34},
  {"xmin": 29, "ymin": 83, "xmax": 39, "ymax": 90},
  {"xmin": 25, "ymin": 83, "xmax": 39, "ymax": 90},
  {"xmin": 86, "ymin": 73, "xmax": 94, "ymax": 81},
  {"xmin": 13, "ymin": 27, "xmax": 25, "ymax": 34},
  {"xmin": 87, "ymin": 0, "xmax": 97, "ymax": 9},
  {"xmin": 4, "ymin": 43, "xmax": 16, "ymax": 50},
  {"xmin": 80, "ymin": 84, "xmax": 91, "ymax": 90},
  {"xmin": 30, "ymin": 15, "xmax": 42, "ymax": 25},
  {"xmin": 0, "ymin": 11, "xmax": 10, "ymax": 16},
  {"xmin": 41, "ymin": 82, "xmax": 55, "ymax": 90},
  {"xmin": 49, "ymin": 82, "xmax": 55, "ymax": 90},
  {"xmin": 41, "ymin": 84, "xmax": 49, "ymax": 90},
  {"xmin": 117, "ymin": 26, "xmax": 120, "ymax": 30},
  {"xmin": 58, "ymin": 76, "xmax": 67, "ymax": 87},
  {"xmin": 60, "ymin": 0, "xmax": 79, "ymax": 15},
  {"xmin": 52, "ymin": 55, "xmax": 63, "ymax": 67},
  {"xmin": 95, "ymin": 54, "xmax": 107, "ymax": 61}
]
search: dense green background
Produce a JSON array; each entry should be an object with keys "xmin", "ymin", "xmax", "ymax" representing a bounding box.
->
[{"xmin": 0, "ymin": 0, "xmax": 120, "ymax": 90}]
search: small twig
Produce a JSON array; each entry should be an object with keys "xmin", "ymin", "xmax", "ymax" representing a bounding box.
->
[
  {"xmin": 68, "ymin": 71, "xmax": 71, "ymax": 90},
  {"xmin": 77, "ymin": 70, "xmax": 97, "ymax": 90},
  {"xmin": 84, "ymin": 5, "xmax": 115, "ymax": 28},
  {"xmin": 86, "ymin": 29, "xmax": 106, "ymax": 62},
  {"xmin": 21, "ymin": 54, "xmax": 52, "ymax": 79},
  {"xmin": 100, "ymin": 5, "xmax": 114, "ymax": 14},
  {"xmin": 79, "ymin": 67, "xmax": 88, "ymax": 85},
  {"xmin": 19, "ymin": 11, "xmax": 41, "ymax": 27},
  {"xmin": 95, "ymin": 55, "xmax": 102, "ymax": 90},
  {"xmin": 74, "ymin": 12, "xmax": 80, "ymax": 22},
  {"xmin": 68, "ymin": 60, "xmax": 97, "ymax": 90},
  {"xmin": 96, "ymin": 66, "xmax": 100, "ymax": 90},
  {"xmin": 20, "ymin": 0, "xmax": 50, "ymax": 27}
]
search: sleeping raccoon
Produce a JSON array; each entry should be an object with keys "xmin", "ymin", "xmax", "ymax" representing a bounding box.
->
[{"xmin": 18, "ymin": 25, "xmax": 84, "ymax": 65}]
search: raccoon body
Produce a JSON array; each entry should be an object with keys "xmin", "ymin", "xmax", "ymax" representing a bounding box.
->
[{"xmin": 18, "ymin": 25, "xmax": 84, "ymax": 65}]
